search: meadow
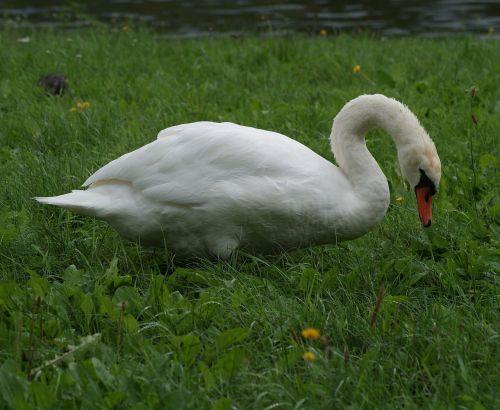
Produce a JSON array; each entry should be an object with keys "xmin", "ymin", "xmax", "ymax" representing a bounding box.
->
[{"xmin": 0, "ymin": 28, "xmax": 498, "ymax": 409}]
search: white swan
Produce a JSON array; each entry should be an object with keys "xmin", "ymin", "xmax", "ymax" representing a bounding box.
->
[{"xmin": 36, "ymin": 94, "xmax": 441, "ymax": 258}]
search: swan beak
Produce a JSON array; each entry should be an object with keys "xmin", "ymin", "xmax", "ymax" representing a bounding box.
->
[{"xmin": 415, "ymin": 187, "xmax": 432, "ymax": 227}]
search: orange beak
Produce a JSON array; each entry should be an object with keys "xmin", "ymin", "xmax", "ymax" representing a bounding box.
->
[{"xmin": 415, "ymin": 187, "xmax": 432, "ymax": 227}]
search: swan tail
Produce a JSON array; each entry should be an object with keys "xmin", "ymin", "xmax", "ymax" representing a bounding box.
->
[
  {"xmin": 36, "ymin": 180, "xmax": 138, "ymax": 218},
  {"xmin": 34, "ymin": 190, "xmax": 112, "ymax": 217}
]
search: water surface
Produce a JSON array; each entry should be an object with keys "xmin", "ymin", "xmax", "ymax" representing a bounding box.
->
[{"xmin": 1, "ymin": 0, "xmax": 499, "ymax": 36}]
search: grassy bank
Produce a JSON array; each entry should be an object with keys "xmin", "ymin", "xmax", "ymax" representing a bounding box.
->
[{"xmin": 0, "ymin": 29, "xmax": 498, "ymax": 409}]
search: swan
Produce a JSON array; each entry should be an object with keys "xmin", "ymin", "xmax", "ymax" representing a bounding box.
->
[{"xmin": 36, "ymin": 94, "xmax": 441, "ymax": 258}]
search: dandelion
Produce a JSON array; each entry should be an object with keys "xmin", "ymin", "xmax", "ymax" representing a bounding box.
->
[
  {"xmin": 352, "ymin": 64, "xmax": 361, "ymax": 73},
  {"xmin": 303, "ymin": 351, "xmax": 316, "ymax": 362},
  {"xmin": 396, "ymin": 196, "xmax": 403, "ymax": 203},
  {"xmin": 301, "ymin": 327, "xmax": 320, "ymax": 340},
  {"xmin": 69, "ymin": 101, "xmax": 91, "ymax": 112},
  {"xmin": 76, "ymin": 101, "xmax": 91, "ymax": 110},
  {"xmin": 319, "ymin": 29, "xmax": 327, "ymax": 36}
]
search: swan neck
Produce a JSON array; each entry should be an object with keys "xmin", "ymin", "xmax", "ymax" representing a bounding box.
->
[
  {"xmin": 329, "ymin": 94, "xmax": 422, "ymax": 224},
  {"xmin": 331, "ymin": 94, "xmax": 418, "ymax": 158}
]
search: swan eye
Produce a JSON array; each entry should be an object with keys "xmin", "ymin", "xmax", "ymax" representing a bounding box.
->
[{"xmin": 416, "ymin": 169, "xmax": 436, "ymax": 196}]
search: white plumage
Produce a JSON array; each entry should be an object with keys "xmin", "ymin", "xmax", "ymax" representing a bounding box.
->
[{"xmin": 36, "ymin": 94, "xmax": 441, "ymax": 258}]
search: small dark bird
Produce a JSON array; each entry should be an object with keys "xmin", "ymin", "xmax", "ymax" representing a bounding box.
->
[{"xmin": 38, "ymin": 74, "xmax": 68, "ymax": 96}]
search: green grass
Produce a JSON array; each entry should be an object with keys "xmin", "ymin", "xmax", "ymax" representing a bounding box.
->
[{"xmin": 0, "ymin": 28, "xmax": 499, "ymax": 409}]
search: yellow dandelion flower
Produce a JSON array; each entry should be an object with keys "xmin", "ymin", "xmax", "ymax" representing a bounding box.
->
[
  {"xmin": 303, "ymin": 351, "xmax": 316, "ymax": 362},
  {"xmin": 319, "ymin": 29, "xmax": 327, "ymax": 36},
  {"xmin": 76, "ymin": 101, "xmax": 91, "ymax": 110},
  {"xmin": 352, "ymin": 64, "xmax": 361, "ymax": 73},
  {"xmin": 69, "ymin": 107, "xmax": 78, "ymax": 113},
  {"xmin": 396, "ymin": 196, "xmax": 404, "ymax": 202},
  {"xmin": 301, "ymin": 327, "xmax": 320, "ymax": 340}
]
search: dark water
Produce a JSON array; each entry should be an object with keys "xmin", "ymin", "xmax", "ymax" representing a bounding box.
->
[{"xmin": 1, "ymin": 0, "xmax": 499, "ymax": 37}]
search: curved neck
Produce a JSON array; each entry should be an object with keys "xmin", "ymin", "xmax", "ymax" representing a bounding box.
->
[{"xmin": 331, "ymin": 95, "xmax": 420, "ymax": 196}]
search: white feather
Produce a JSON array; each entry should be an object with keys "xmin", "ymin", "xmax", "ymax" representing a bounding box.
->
[{"xmin": 36, "ymin": 94, "xmax": 441, "ymax": 258}]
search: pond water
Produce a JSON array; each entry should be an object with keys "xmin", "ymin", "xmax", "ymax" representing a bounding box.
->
[{"xmin": 1, "ymin": 0, "xmax": 499, "ymax": 37}]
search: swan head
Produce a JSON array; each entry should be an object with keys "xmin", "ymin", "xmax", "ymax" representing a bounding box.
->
[{"xmin": 397, "ymin": 130, "xmax": 441, "ymax": 227}]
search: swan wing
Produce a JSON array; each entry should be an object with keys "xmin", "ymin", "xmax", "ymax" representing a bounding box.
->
[{"xmin": 83, "ymin": 122, "xmax": 343, "ymax": 207}]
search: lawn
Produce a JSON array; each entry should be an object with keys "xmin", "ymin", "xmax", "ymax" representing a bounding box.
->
[{"xmin": 0, "ymin": 28, "xmax": 498, "ymax": 409}]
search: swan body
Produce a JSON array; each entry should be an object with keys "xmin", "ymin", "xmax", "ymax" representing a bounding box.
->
[{"xmin": 36, "ymin": 94, "xmax": 441, "ymax": 258}]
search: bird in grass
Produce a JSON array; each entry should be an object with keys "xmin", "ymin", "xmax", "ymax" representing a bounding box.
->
[
  {"xmin": 38, "ymin": 74, "xmax": 68, "ymax": 96},
  {"xmin": 36, "ymin": 94, "xmax": 441, "ymax": 258}
]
